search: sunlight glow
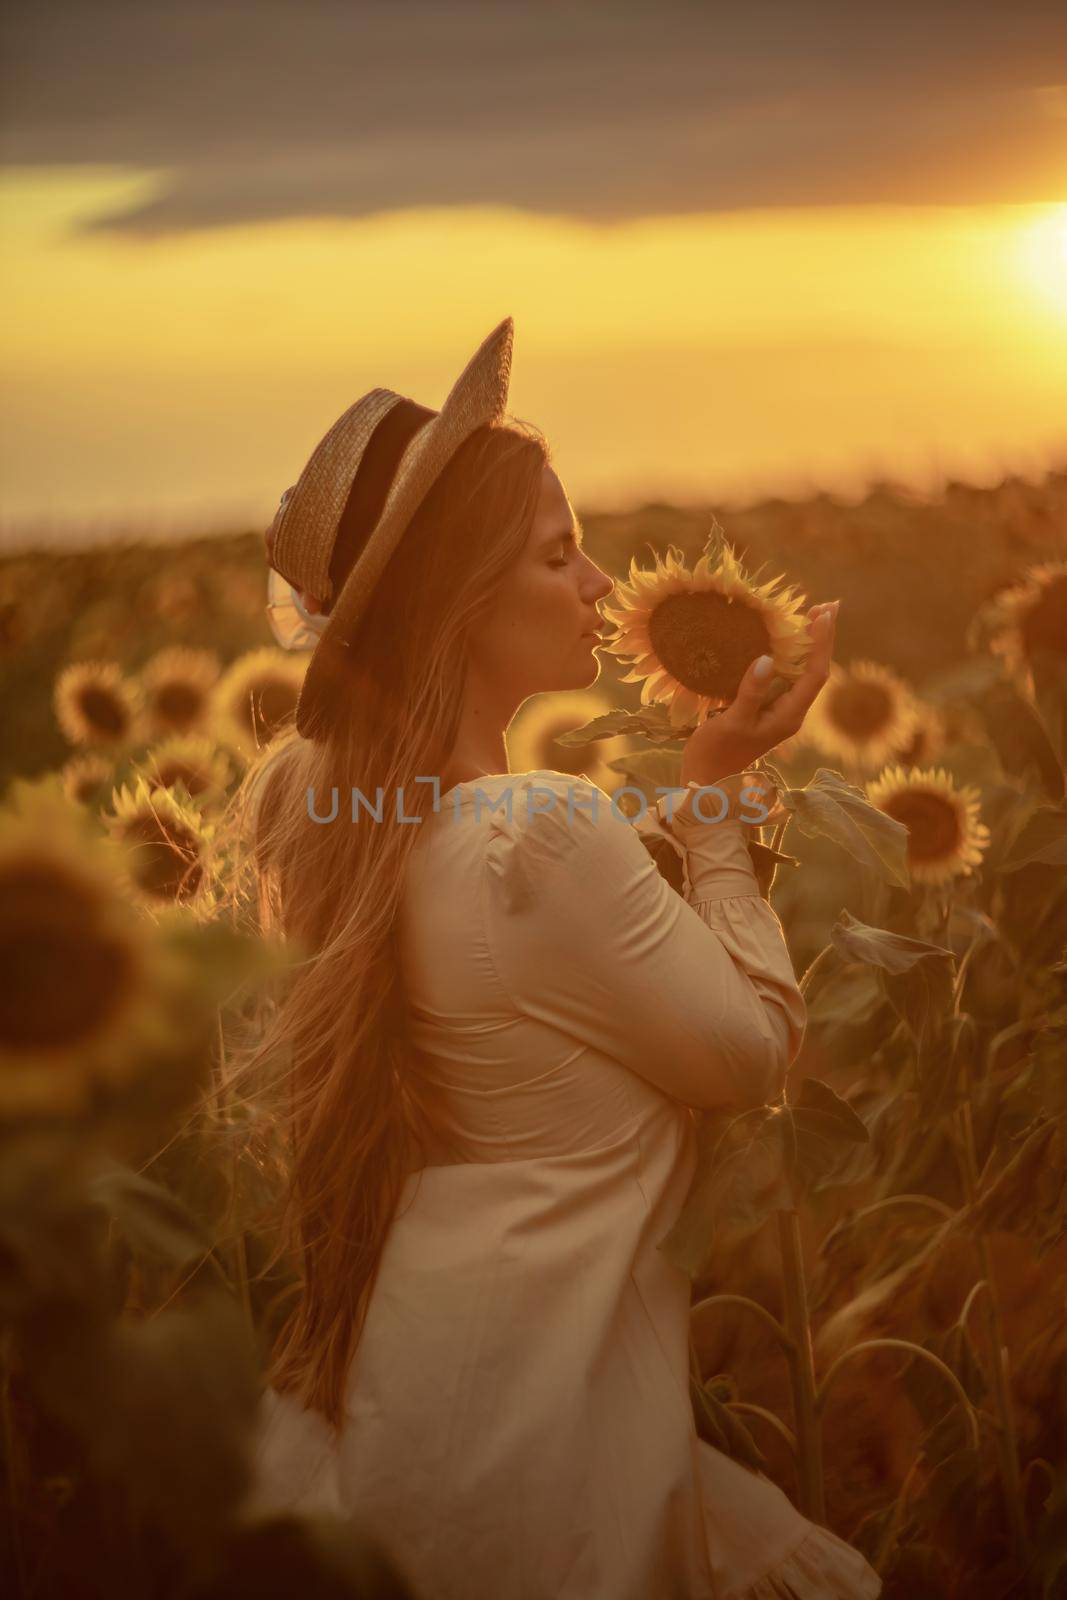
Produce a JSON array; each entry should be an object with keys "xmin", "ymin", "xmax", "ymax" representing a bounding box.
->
[
  {"xmin": 1010, "ymin": 202, "xmax": 1067, "ymax": 319},
  {"xmin": 1, "ymin": 169, "xmax": 1066, "ymax": 532}
]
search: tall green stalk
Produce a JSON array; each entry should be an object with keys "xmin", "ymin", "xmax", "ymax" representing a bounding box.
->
[{"xmin": 776, "ymin": 1207, "xmax": 826, "ymax": 1521}]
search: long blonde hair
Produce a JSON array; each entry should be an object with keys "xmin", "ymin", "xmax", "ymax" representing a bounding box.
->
[{"xmin": 214, "ymin": 417, "xmax": 550, "ymax": 1433}]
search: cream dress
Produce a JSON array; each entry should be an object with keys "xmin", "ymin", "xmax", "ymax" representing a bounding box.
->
[{"xmin": 242, "ymin": 770, "xmax": 882, "ymax": 1600}]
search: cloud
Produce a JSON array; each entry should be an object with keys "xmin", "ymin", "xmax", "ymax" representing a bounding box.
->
[{"xmin": 2, "ymin": 0, "xmax": 1066, "ymax": 236}]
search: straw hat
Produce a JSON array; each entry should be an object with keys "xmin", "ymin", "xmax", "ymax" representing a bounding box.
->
[{"xmin": 270, "ymin": 316, "xmax": 515, "ymax": 740}]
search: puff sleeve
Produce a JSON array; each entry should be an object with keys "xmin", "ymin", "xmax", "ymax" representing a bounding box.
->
[{"xmin": 481, "ymin": 773, "xmax": 805, "ymax": 1112}]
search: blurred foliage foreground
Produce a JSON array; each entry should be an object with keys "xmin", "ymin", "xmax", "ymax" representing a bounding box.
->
[{"xmin": 1, "ymin": 469, "xmax": 1066, "ymax": 1599}]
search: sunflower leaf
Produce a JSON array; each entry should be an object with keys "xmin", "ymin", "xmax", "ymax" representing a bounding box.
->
[
  {"xmin": 1029, "ymin": 646, "xmax": 1067, "ymax": 776},
  {"xmin": 774, "ymin": 1087, "xmax": 876, "ymax": 1198},
  {"xmin": 828, "ymin": 909, "xmax": 956, "ymax": 1081},
  {"xmin": 554, "ymin": 706, "xmax": 677, "ymax": 746},
  {"xmin": 781, "ymin": 768, "xmax": 911, "ymax": 888},
  {"xmin": 88, "ymin": 1161, "xmax": 212, "ymax": 1267},
  {"xmin": 793, "ymin": 1075, "xmax": 871, "ymax": 1142},
  {"xmin": 999, "ymin": 801, "xmax": 1067, "ymax": 871},
  {"xmin": 700, "ymin": 516, "xmax": 727, "ymax": 569},
  {"xmin": 828, "ymin": 908, "xmax": 954, "ymax": 975},
  {"xmin": 604, "ymin": 746, "xmax": 682, "ymax": 793},
  {"xmin": 746, "ymin": 839, "xmax": 799, "ymax": 900},
  {"xmin": 689, "ymin": 1378, "xmax": 768, "ymax": 1472},
  {"xmin": 658, "ymin": 1106, "xmax": 790, "ymax": 1278},
  {"xmin": 979, "ymin": 681, "xmax": 1064, "ymax": 803}
]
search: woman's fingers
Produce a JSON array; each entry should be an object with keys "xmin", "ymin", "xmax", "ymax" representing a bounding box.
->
[
  {"xmin": 731, "ymin": 651, "xmax": 778, "ymax": 722},
  {"xmin": 758, "ymin": 601, "xmax": 839, "ymax": 735}
]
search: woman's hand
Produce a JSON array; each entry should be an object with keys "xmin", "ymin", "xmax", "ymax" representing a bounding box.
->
[
  {"xmin": 680, "ymin": 600, "xmax": 840, "ymax": 788},
  {"xmin": 264, "ymin": 488, "xmax": 327, "ymax": 615}
]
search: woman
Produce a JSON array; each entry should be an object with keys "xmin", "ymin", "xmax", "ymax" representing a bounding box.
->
[{"xmin": 231, "ymin": 319, "xmax": 881, "ymax": 1598}]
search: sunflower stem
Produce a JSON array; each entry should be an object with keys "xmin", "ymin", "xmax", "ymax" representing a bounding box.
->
[
  {"xmin": 1, "ymin": 1330, "xmax": 28, "ymax": 1599},
  {"xmin": 775, "ymin": 1209, "xmax": 826, "ymax": 1522},
  {"xmin": 952, "ymin": 1096, "xmax": 1032, "ymax": 1586},
  {"xmin": 798, "ymin": 942, "xmax": 834, "ymax": 998},
  {"xmin": 215, "ymin": 1008, "xmax": 253, "ymax": 1333}
]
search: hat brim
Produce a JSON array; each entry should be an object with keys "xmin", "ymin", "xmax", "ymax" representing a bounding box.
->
[{"xmin": 295, "ymin": 315, "xmax": 515, "ymax": 741}]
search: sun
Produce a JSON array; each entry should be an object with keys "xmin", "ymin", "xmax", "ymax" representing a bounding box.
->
[{"xmin": 1011, "ymin": 203, "xmax": 1067, "ymax": 321}]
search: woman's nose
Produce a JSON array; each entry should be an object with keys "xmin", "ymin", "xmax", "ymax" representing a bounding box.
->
[{"xmin": 587, "ymin": 567, "xmax": 614, "ymax": 601}]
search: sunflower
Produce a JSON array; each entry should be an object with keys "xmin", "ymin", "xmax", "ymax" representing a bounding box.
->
[
  {"xmin": 106, "ymin": 778, "xmax": 211, "ymax": 906},
  {"xmin": 867, "ymin": 765, "xmax": 991, "ymax": 886},
  {"xmin": 140, "ymin": 733, "xmax": 232, "ymax": 808},
  {"xmin": 53, "ymin": 660, "xmax": 142, "ymax": 750},
  {"xmin": 889, "ymin": 699, "xmax": 946, "ymax": 769},
  {"xmin": 140, "ymin": 645, "xmax": 220, "ymax": 737},
  {"xmin": 804, "ymin": 660, "xmax": 920, "ymax": 774},
  {"xmin": 600, "ymin": 542, "xmax": 809, "ymax": 729},
  {"xmin": 985, "ymin": 560, "xmax": 1067, "ymax": 681},
  {"xmin": 506, "ymin": 689, "xmax": 631, "ymax": 792},
  {"xmin": 212, "ymin": 647, "xmax": 307, "ymax": 757},
  {"xmin": 0, "ymin": 779, "xmax": 155, "ymax": 1117},
  {"xmin": 60, "ymin": 753, "xmax": 113, "ymax": 807}
]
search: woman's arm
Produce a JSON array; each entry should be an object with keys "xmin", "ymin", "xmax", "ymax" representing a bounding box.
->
[{"xmin": 482, "ymin": 775, "xmax": 804, "ymax": 1113}]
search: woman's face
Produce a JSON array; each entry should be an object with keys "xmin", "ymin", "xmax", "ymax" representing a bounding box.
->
[{"xmin": 468, "ymin": 464, "xmax": 616, "ymax": 700}]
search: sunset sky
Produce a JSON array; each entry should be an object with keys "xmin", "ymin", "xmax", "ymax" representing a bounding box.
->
[{"xmin": 2, "ymin": 0, "xmax": 1066, "ymax": 545}]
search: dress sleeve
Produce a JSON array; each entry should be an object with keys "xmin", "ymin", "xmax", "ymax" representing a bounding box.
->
[{"xmin": 482, "ymin": 774, "xmax": 806, "ymax": 1112}]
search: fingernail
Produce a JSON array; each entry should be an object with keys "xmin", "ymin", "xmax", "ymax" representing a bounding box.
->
[{"xmin": 753, "ymin": 654, "xmax": 774, "ymax": 681}]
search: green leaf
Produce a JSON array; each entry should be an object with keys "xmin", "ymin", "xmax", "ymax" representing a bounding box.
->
[
  {"xmin": 746, "ymin": 839, "xmax": 799, "ymax": 901},
  {"xmin": 1000, "ymin": 802, "xmax": 1067, "ymax": 872},
  {"xmin": 88, "ymin": 1161, "xmax": 213, "ymax": 1267},
  {"xmin": 638, "ymin": 830, "xmax": 686, "ymax": 895},
  {"xmin": 689, "ymin": 1375, "xmax": 768, "ymax": 1472},
  {"xmin": 1030, "ymin": 646, "xmax": 1067, "ymax": 776},
  {"xmin": 782, "ymin": 768, "xmax": 911, "ymax": 888},
  {"xmin": 806, "ymin": 964, "xmax": 884, "ymax": 1030},
  {"xmin": 555, "ymin": 705, "xmax": 679, "ymax": 746},
  {"xmin": 658, "ymin": 1107, "xmax": 791, "ymax": 1279},
  {"xmin": 700, "ymin": 515, "xmax": 728, "ymax": 569},
  {"xmin": 979, "ymin": 681, "xmax": 1064, "ymax": 803},
  {"xmin": 41, "ymin": 1292, "xmax": 261, "ymax": 1548},
  {"xmin": 828, "ymin": 910, "xmax": 956, "ymax": 1085},
  {"xmin": 604, "ymin": 745, "xmax": 682, "ymax": 799},
  {"xmin": 829, "ymin": 908, "xmax": 954, "ymax": 977},
  {"xmin": 970, "ymin": 1120, "xmax": 1061, "ymax": 1237},
  {"xmin": 777, "ymin": 1088, "xmax": 875, "ymax": 1197},
  {"xmin": 793, "ymin": 1076, "xmax": 871, "ymax": 1143}
]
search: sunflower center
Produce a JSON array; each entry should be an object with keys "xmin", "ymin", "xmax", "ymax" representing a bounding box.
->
[
  {"xmin": 238, "ymin": 678, "xmax": 299, "ymax": 740},
  {"xmin": 154, "ymin": 682, "xmax": 204, "ymax": 727},
  {"xmin": 881, "ymin": 790, "xmax": 961, "ymax": 863},
  {"xmin": 828, "ymin": 679, "xmax": 893, "ymax": 740},
  {"xmin": 1021, "ymin": 574, "xmax": 1067, "ymax": 661},
  {"xmin": 646, "ymin": 592, "xmax": 771, "ymax": 701},
  {"xmin": 154, "ymin": 759, "xmax": 208, "ymax": 797},
  {"xmin": 79, "ymin": 686, "xmax": 129, "ymax": 738},
  {"xmin": 0, "ymin": 864, "xmax": 136, "ymax": 1053},
  {"xmin": 119, "ymin": 817, "xmax": 204, "ymax": 900}
]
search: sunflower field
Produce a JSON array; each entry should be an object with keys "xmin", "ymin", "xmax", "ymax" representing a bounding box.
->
[{"xmin": 1, "ymin": 469, "xmax": 1066, "ymax": 1598}]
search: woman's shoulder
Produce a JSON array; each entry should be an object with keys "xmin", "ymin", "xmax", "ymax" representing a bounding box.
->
[{"xmin": 450, "ymin": 769, "xmax": 631, "ymax": 833}]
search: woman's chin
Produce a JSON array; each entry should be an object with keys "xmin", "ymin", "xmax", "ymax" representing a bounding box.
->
[{"xmin": 530, "ymin": 649, "xmax": 604, "ymax": 697}]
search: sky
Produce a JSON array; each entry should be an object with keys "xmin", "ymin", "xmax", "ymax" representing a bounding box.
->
[{"xmin": 1, "ymin": 0, "xmax": 1066, "ymax": 545}]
